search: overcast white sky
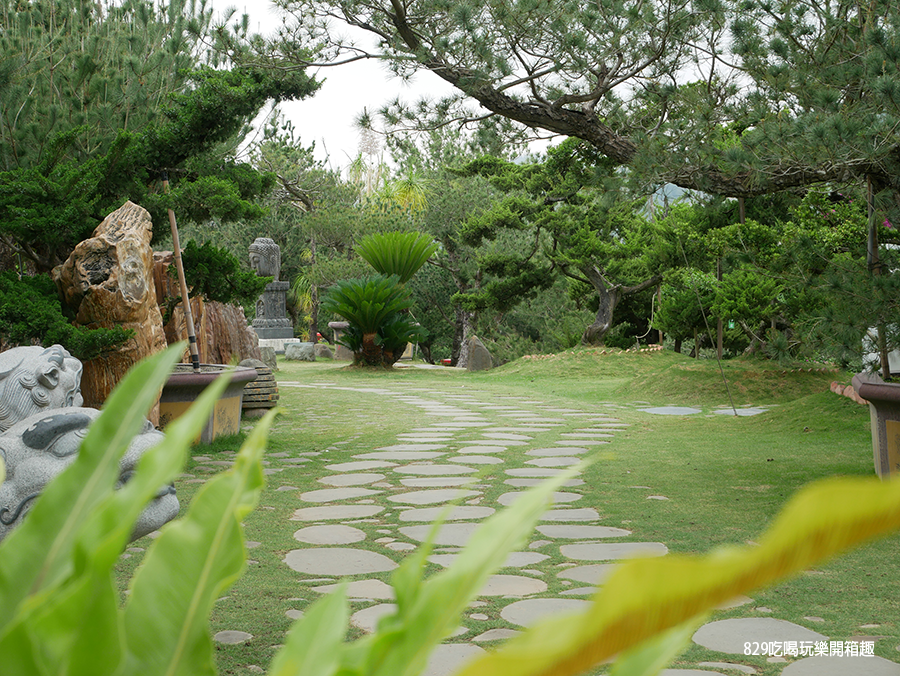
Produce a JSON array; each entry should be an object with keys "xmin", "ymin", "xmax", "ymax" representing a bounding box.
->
[{"xmin": 227, "ymin": 2, "xmax": 456, "ymax": 171}]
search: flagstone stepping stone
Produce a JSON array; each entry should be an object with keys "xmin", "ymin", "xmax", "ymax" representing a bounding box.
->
[
  {"xmin": 560, "ymin": 542, "xmax": 668, "ymax": 560},
  {"xmin": 498, "ymin": 491, "xmax": 582, "ymax": 506},
  {"xmin": 714, "ymin": 408, "xmax": 768, "ymax": 417},
  {"xmin": 537, "ymin": 525, "xmax": 631, "ymax": 539},
  {"xmin": 500, "ymin": 598, "xmax": 590, "ymax": 627},
  {"xmin": 388, "ymin": 489, "xmax": 481, "ymax": 505},
  {"xmin": 473, "ymin": 628, "xmax": 521, "ymax": 642},
  {"xmin": 526, "ymin": 457, "xmax": 582, "ymax": 467},
  {"xmin": 481, "ymin": 432, "xmax": 533, "ymax": 440},
  {"xmin": 433, "ymin": 551, "xmax": 549, "ymax": 568},
  {"xmin": 647, "ymin": 495, "xmax": 670, "ymax": 500},
  {"xmin": 478, "ymin": 574, "xmax": 548, "ymax": 596},
  {"xmin": 300, "ymin": 487, "xmax": 382, "ymax": 503},
  {"xmin": 385, "ymin": 542, "xmax": 417, "ymax": 551},
  {"xmin": 397, "ymin": 435, "xmax": 456, "ymax": 442},
  {"xmin": 393, "ymin": 464, "xmax": 478, "ymax": 475},
  {"xmin": 528, "ymin": 447, "xmax": 589, "ymax": 456},
  {"xmin": 276, "ymin": 486, "xmax": 299, "ymax": 492},
  {"xmin": 350, "ymin": 603, "xmax": 396, "ymax": 632},
  {"xmin": 327, "ymin": 461, "xmax": 398, "ymax": 471},
  {"xmin": 659, "ymin": 671, "xmax": 729, "ymax": 676},
  {"xmin": 553, "ymin": 440, "xmax": 608, "ymax": 446},
  {"xmin": 456, "ymin": 455, "xmax": 503, "ymax": 464},
  {"xmin": 318, "ymin": 473, "xmax": 386, "ymax": 486},
  {"xmin": 780, "ymin": 656, "xmax": 900, "ymax": 675},
  {"xmin": 541, "ymin": 508, "xmax": 600, "ymax": 521},
  {"xmin": 285, "ymin": 609, "xmax": 304, "ymax": 620},
  {"xmin": 284, "ymin": 548, "xmax": 398, "ymax": 575},
  {"xmin": 469, "ymin": 439, "xmax": 529, "ymax": 446},
  {"xmin": 698, "ymin": 662, "xmax": 757, "ymax": 674},
  {"xmin": 560, "ymin": 432, "xmax": 614, "ymax": 438},
  {"xmin": 400, "ymin": 477, "xmax": 480, "ymax": 487},
  {"xmin": 422, "ymin": 644, "xmax": 486, "ymax": 676},
  {"xmin": 458, "ymin": 446, "xmax": 506, "ymax": 453},
  {"xmin": 313, "ymin": 579, "xmax": 395, "ymax": 600},
  {"xmin": 692, "ymin": 618, "xmax": 827, "ymax": 654},
  {"xmin": 433, "ymin": 422, "xmax": 492, "ymax": 428},
  {"xmin": 399, "ymin": 523, "xmax": 480, "ymax": 546},
  {"xmin": 214, "ymin": 630, "xmax": 252, "ymax": 644},
  {"xmin": 291, "ymin": 505, "xmax": 384, "ymax": 521},
  {"xmin": 506, "ymin": 468, "xmax": 574, "ymax": 477},
  {"xmin": 557, "ymin": 563, "xmax": 617, "ymax": 585},
  {"xmin": 506, "ymin": 478, "xmax": 585, "ymax": 487},
  {"xmin": 639, "ymin": 406, "xmax": 702, "ymax": 415},
  {"xmin": 375, "ymin": 444, "xmax": 448, "ymax": 451},
  {"xmin": 293, "ymin": 525, "xmax": 366, "ymax": 545},
  {"xmin": 399, "ymin": 506, "xmax": 496, "ymax": 521},
  {"xmin": 483, "ymin": 427, "xmax": 556, "ymax": 433},
  {"xmin": 355, "ymin": 451, "xmax": 447, "ymax": 461}
]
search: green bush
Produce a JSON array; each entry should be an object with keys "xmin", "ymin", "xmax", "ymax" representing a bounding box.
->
[
  {"xmin": 178, "ymin": 239, "xmax": 270, "ymax": 306},
  {"xmin": 0, "ymin": 271, "xmax": 132, "ymax": 360},
  {"xmin": 320, "ymin": 274, "xmax": 427, "ymax": 366}
]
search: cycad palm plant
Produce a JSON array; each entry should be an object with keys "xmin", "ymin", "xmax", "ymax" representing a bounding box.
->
[
  {"xmin": 355, "ymin": 231, "xmax": 439, "ymax": 284},
  {"xmin": 320, "ymin": 274, "xmax": 427, "ymax": 366}
]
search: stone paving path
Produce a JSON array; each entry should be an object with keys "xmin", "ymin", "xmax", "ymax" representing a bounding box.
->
[{"xmin": 203, "ymin": 381, "xmax": 898, "ymax": 676}]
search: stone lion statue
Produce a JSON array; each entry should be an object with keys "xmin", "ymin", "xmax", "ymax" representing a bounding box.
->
[
  {"xmin": 248, "ymin": 237, "xmax": 281, "ymax": 281},
  {"xmin": 0, "ymin": 344, "xmax": 178, "ymax": 542},
  {"xmin": 0, "ymin": 407, "xmax": 178, "ymax": 541},
  {"xmin": 0, "ymin": 345, "xmax": 83, "ymax": 433}
]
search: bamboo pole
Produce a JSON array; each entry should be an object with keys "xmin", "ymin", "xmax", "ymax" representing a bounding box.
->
[{"xmin": 161, "ymin": 171, "xmax": 201, "ymax": 374}]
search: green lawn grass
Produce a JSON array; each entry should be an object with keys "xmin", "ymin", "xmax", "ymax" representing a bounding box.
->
[{"xmin": 116, "ymin": 347, "xmax": 899, "ymax": 675}]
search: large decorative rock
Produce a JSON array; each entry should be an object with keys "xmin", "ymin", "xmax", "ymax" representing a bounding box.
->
[
  {"xmin": 314, "ymin": 343, "xmax": 334, "ymax": 359},
  {"xmin": 466, "ymin": 336, "xmax": 493, "ymax": 371},
  {"xmin": 52, "ymin": 202, "xmax": 167, "ymax": 419},
  {"xmin": 0, "ymin": 345, "xmax": 83, "ymax": 433},
  {"xmin": 249, "ymin": 238, "xmax": 293, "ymax": 341},
  {"xmin": 153, "ymin": 251, "xmax": 261, "ymax": 365},
  {"xmin": 285, "ymin": 342, "xmax": 316, "ymax": 361},
  {"xmin": 0, "ymin": 406, "xmax": 178, "ymax": 541}
]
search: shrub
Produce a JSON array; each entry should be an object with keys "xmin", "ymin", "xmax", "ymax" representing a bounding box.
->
[{"xmin": 0, "ymin": 271, "xmax": 132, "ymax": 359}]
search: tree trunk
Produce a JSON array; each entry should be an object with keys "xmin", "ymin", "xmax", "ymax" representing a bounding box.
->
[
  {"xmin": 673, "ymin": 338, "xmax": 682, "ymax": 354},
  {"xmin": 455, "ymin": 308, "xmax": 475, "ymax": 368},
  {"xmin": 582, "ymin": 284, "xmax": 621, "ymax": 346}
]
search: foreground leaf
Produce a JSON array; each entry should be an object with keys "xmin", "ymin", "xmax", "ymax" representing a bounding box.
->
[
  {"xmin": 342, "ymin": 462, "xmax": 587, "ymax": 676},
  {"xmin": 453, "ymin": 475, "xmax": 900, "ymax": 676},
  {"xmin": 122, "ymin": 408, "xmax": 277, "ymax": 676},
  {"xmin": 268, "ymin": 584, "xmax": 350, "ymax": 676}
]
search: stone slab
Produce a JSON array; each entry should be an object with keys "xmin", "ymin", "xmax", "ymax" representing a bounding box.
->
[
  {"xmin": 713, "ymin": 408, "xmax": 768, "ymax": 417},
  {"xmin": 399, "ymin": 523, "xmax": 480, "ymax": 546},
  {"xmin": 399, "ymin": 506, "xmax": 496, "ymax": 522},
  {"xmin": 458, "ymin": 446, "xmax": 506, "ymax": 454},
  {"xmin": 291, "ymin": 505, "xmax": 384, "ymax": 521},
  {"xmin": 293, "ymin": 525, "xmax": 366, "ymax": 545},
  {"xmin": 214, "ymin": 630, "xmax": 253, "ymax": 644},
  {"xmin": 536, "ymin": 525, "xmax": 631, "ymax": 539},
  {"xmin": 528, "ymin": 447, "xmax": 590, "ymax": 456},
  {"xmin": 284, "ymin": 548, "xmax": 398, "ymax": 575},
  {"xmin": 500, "ymin": 598, "xmax": 590, "ymax": 627},
  {"xmin": 318, "ymin": 473, "xmax": 386, "ymax": 486},
  {"xmin": 639, "ymin": 406, "xmax": 702, "ymax": 415},
  {"xmin": 394, "ymin": 464, "xmax": 478, "ymax": 475},
  {"xmin": 355, "ymin": 452, "xmax": 447, "ymax": 461},
  {"xmin": 540, "ymin": 508, "xmax": 600, "ymax": 521},
  {"xmin": 525, "ymin": 457, "xmax": 582, "ymax": 467},
  {"xmin": 498, "ymin": 492, "xmax": 582, "ymax": 506},
  {"xmin": 375, "ymin": 444, "xmax": 448, "ymax": 451},
  {"xmin": 473, "ymin": 628, "xmax": 521, "ymax": 642},
  {"xmin": 505, "ymin": 478, "xmax": 585, "ymax": 487},
  {"xmin": 560, "ymin": 542, "xmax": 668, "ymax": 560},
  {"xmin": 692, "ymin": 618, "xmax": 827, "ymax": 654},
  {"xmin": 422, "ymin": 644, "xmax": 486, "ymax": 676},
  {"xmin": 326, "ymin": 461, "xmax": 398, "ymax": 471},
  {"xmin": 478, "ymin": 574, "xmax": 548, "ymax": 596},
  {"xmin": 400, "ymin": 477, "xmax": 479, "ymax": 487},
  {"xmin": 429, "ymin": 551, "xmax": 549, "ymax": 568},
  {"xmin": 300, "ymin": 487, "xmax": 382, "ymax": 503},
  {"xmin": 388, "ymin": 489, "xmax": 480, "ymax": 505},
  {"xmin": 312, "ymin": 579, "xmax": 396, "ymax": 600},
  {"xmin": 557, "ymin": 563, "xmax": 617, "ymax": 585}
]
